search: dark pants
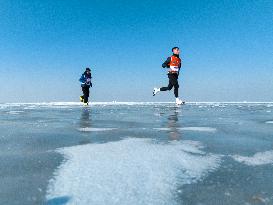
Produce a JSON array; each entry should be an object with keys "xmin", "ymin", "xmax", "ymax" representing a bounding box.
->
[
  {"xmin": 81, "ymin": 86, "xmax": 90, "ymax": 103},
  {"xmin": 160, "ymin": 73, "xmax": 179, "ymax": 98}
]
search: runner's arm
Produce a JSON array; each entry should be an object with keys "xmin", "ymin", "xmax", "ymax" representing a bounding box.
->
[{"xmin": 162, "ymin": 57, "xmax": 171, "ymax": 68}]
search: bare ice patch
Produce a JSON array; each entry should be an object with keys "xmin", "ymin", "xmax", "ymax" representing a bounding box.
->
[
  {"xmin": 78, "ymin": 127, "xmax": 117, "ymax": 132},
  {"xmin": 232, "ymin": 151, "xmax": 273, "ymax": 166},
  {"xmin": 265, "ymin": 121, "xmax": 273, "ymax": 124},
  {"xmin": 47, "ymin": 138, "xmax": 221, "ymax": 205}
]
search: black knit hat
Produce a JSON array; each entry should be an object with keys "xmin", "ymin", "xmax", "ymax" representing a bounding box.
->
[{"xmin": 86, "ymin": 68, "xmax": 91, "ymax": 71}]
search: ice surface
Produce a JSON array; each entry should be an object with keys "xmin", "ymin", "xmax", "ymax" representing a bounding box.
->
[
  {"xmin": 1, "ymin": 102, "xmax": 273, "ymax": 205},
  {"xmin": 47, "ymin": 138, "xmax": 221, "ymax": 205}
]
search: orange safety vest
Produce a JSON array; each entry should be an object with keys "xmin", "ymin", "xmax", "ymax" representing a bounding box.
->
[{"xmin": 169, "ymin": 55, "xmax": 181, "ymax": 73}]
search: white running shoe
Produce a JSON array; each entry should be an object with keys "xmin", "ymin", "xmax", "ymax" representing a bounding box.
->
[
  {"xmin": 176, "ymin": 98, "xmax": 183, "ymax": 105},
  {"xmin": 153, "ymin": 88, "xmax": 160, "ymax": 96}
]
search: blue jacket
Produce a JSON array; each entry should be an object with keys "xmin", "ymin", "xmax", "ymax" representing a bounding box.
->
[{"xmin": 79, "ymin": 72, "xmax": 92, "ymax": 87}]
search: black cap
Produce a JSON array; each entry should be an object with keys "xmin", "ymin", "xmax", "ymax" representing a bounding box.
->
[{"xmin": 86, "ymin": 68, "xmax": 91, "ymax": 71}]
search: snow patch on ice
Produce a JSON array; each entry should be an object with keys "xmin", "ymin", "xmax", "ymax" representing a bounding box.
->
[
  {"xmin": 265, "ymin": 121, "xmax": 273, "ymax": 124},
  {"xmin": 6, "ymin": 111, "xmax": 24, "ymax": 115},
  {"xmin": 153, "ymin": 128, "xmax": 170, "ymax": 131},
  {"xmin": 154, "ymin": 127, "xmax": 217, "ymax": 132},
  {"xmin": 232, "ymin": 151, "xmax": 273, "ymax": 166},
  {"xmin": 78, "ymin": 127, "xmax": 117, "ymax": 132},
  {"xmin": 179, "ymin": 127, "xmax": 217, "ymax": 132},
  {"xmin": 47, "ymin": 138, "xmax": 221, "ymax": 205}
]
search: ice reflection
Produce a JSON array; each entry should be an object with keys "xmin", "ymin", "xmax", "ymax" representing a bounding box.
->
[
  {"xmin": 167, "ymin": 107, "xmax": 181, "ymax": 141},
  {"xmin": 79, "ymin": 108, "xmax": 92, "ymax": 129}
]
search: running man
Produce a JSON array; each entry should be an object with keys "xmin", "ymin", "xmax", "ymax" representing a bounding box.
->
[
  {"xmin": 153, "ymin": 47, "xmax": 184, "ymax": 105},
  {"xmin": 79, "ymin": 67, "xmax": 92, "ymax": 105}
]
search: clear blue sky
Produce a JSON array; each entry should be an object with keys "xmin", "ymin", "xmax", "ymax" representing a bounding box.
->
[{"xmin": 0, "ymin": 0, "xmax": 272, "ymax": 102}]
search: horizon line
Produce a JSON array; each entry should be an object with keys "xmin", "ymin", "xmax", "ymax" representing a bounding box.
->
[{"xmin": 1, "ymin": 101, "xmax": 273, "ymax": 105}]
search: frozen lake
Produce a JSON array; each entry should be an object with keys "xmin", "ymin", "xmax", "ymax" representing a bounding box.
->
[{"xmin": 0, "ymin": 102, "xmax": 273, "ymax": 205}]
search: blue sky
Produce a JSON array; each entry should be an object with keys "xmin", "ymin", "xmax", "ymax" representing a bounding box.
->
[{"xmin": 0, "ymin": 0, "xmax": 272, "ymax": 102}]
